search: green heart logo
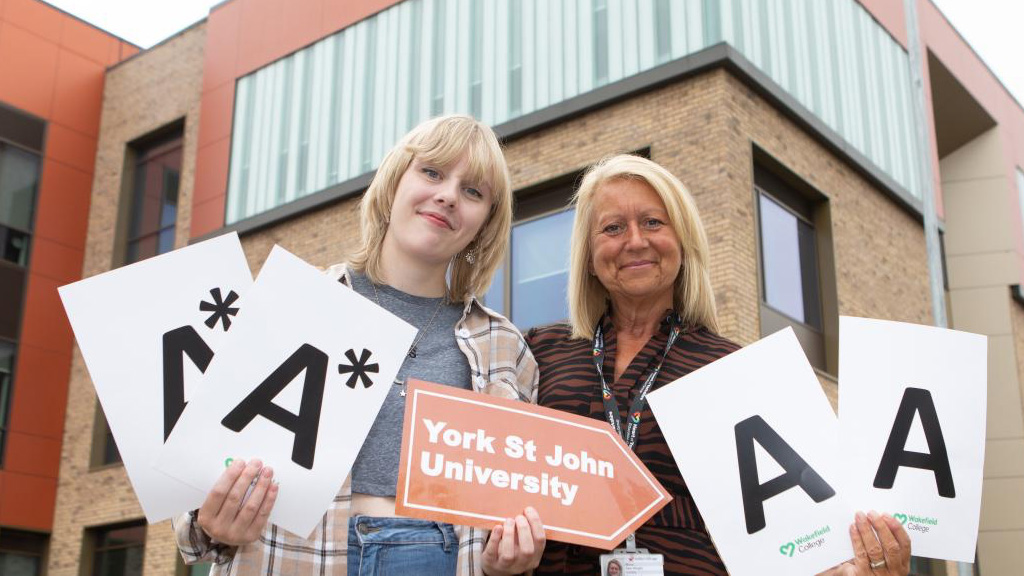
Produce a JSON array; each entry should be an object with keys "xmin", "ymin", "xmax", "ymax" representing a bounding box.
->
[
  {"xmin": 224, "ymin": 457, "xmax": 234, "ymax": 467},
  {"xmin": 894, "ymin": 513, "xmax": 908, "ymax": 525},
  {"xmin": 780, "ymin": 542, "xmax": 795, "ymax": 557}
]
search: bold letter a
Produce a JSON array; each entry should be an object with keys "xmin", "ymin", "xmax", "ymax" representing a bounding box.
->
[
  {"xmin": 873, "ymin": 387, "xmax": 955, "ymax": 497},
  {"xmin": 735, "ymin": 415, "xmax": 836, "ymax": 534},
  {"xmin": 162, "ymin": 326, "xmax": 214, "ymax": 441},
  {"xmin": 221, "ymin": 344, "xmax": 329, "ymax": 469}
]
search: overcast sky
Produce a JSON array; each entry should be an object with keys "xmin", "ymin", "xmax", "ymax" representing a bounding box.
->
[{"xmin": 44, "ymin": 0, "xmax": 1024, "ymax": 108}]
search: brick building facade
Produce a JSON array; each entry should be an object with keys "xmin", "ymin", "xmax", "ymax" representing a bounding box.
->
[{"xmin": 1, "ymin": 0, "xmax": 1022, "ymax": 575}]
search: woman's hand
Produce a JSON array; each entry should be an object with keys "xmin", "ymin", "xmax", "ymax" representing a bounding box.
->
[
  {"xmin": 196, "ymin": 459, "xmax": 278, "ymax": 546},
  {"xmin": 481, "ymin": 507, "xmax": 546, "ymax": 576},
  {"xmin": 820, "ymin": 511, "xmax": 912, "ymax": 576}
]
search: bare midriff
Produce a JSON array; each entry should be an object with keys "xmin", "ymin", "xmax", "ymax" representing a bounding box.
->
[{"xmin": 349, "ymin": 493, "xmax": 397, "ymax": 517}]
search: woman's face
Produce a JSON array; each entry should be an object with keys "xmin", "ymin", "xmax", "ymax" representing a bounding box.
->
[
  {"xmin": 384, "ymin": 153, "xmax": 493, "ymax": 266},
  {"xmin": 589, "ymin": 178, "xmax": 682, "ymax": 308},
  {"xmin": 606, "ymin": 561, "xmax": 622, "ymax": 576}
]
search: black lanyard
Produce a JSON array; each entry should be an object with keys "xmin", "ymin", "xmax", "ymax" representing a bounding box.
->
[{"xmin": 592, "ymin": 314, "xmax": 682, "ymax": 450}]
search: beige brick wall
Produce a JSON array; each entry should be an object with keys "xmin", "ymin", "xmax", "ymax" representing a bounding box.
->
[
  {"xmin": 56, "ymin": 61, "xmax": 934, "ymax": 574},
  {"xmin": 49, "ymin": 23, "xmax": 207, "ymax": 576},
  {"xmin": 501, "ymin": 70, "xmax": 931, "ymax": 406}
]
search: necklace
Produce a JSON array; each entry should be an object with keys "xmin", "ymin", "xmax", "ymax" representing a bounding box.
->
[{"xmin": 370, "ymin": 281, "xmax": 445, "ymax": 360}]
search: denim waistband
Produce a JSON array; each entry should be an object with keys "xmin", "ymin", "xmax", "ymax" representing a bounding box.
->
[{"xmin": 349, "ymin": 515, "xmax": 456, "ymax": 551}]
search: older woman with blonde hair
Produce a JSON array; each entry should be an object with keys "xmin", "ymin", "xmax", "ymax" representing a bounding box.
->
[
  {"xmin": 175, "ymin": 115, "xmax": 545, "ymax": 576},
  {"xmin": 528, "ymin": 154, "xmax": 911, "ymax": 576}
]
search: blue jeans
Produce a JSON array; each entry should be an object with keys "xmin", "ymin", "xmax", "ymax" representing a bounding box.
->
[{"xmin": 347, "ymin": 515, "xmax": 457, "ymax": 576}]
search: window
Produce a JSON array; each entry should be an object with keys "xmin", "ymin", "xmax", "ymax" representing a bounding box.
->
[
  {"xmin": 84, "ymin": 522, "xmax": 145, "ymax": 576},
  {"xmin": 97, "ymin": 127, "xmax": 184, "ymax": 466},
  {"xmin": 91, "ymin": 401, "xmax": 121, "ymax": 467},
  {"xmin": 758, "ymin": 192, "xmax": 822, "ymax": 330},
  {"xmin": 483, "ymin": 181, "xmax": 575, "ymax": 331},
  {"xmin": 0, "ymin": 342, "xmax": 15, "ymax": 465},
  {"xmin": 123, "ymin": 132, "xmax": 182, "ymax": 264},
  {"xmin": 0, "ymin": 127, "xmax": 42, "ymax": 468},
  {"xmin": 755, "ymin": 160, "xmax": 837, "ymax": 373},
  {"xmin": 0, "ymin": 529, "xmax": 48, "ymax": 576},
  {"xmin": 0, "ymin": 143, "xmax": 39, "ymax": 267}
]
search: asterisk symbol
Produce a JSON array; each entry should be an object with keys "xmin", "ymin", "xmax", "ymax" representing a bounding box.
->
[
  {"xmin": 337, "ymin": 348, "xmax": 379, "ymax": 388},
  {"xmin": 199, "ymin": 287, "xmax": 240, "ymax": 331}
]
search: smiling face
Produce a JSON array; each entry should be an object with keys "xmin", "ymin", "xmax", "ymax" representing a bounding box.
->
[
  {"xmin": 606, "ymin": 561, "xmax": 622, "ymax": 576},
  {"xmin": 589, "ymin": 177, "xmax": 682, "ymax": 310},
  {"xmin": 382, "ymin": 153, "xmax": 493, "ymax": 267}
]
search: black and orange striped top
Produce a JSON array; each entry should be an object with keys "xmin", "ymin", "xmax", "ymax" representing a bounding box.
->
[{"xmin": 527, "ymin": 313, "xmax": 738, "ymax": 576}]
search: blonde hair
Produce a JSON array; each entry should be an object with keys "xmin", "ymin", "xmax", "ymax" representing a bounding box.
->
[
  {"xmin": 567, "ymin": 154, "xmax": 719, "ymax": 339},
  {"xmin": 349, "ymin": 115, "xmax": 512, "ymax": 302}
]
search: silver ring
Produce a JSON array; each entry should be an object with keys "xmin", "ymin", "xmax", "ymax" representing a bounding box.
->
[{"xmin": 870, "ymin": 559, "xmax": 887, "ymax": 569}]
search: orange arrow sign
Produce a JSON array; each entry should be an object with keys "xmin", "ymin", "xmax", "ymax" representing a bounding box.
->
[{"xmin": 395, "ymin": 379, "xmax": 671, "ymax": 549}]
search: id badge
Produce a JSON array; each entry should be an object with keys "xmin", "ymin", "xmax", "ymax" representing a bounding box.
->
[{"xmin": 599, "ymin": 549, "xmax": 665, "ymax": 576}]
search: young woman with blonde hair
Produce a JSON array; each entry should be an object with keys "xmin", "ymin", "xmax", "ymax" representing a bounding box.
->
[{"xmin": 175, "ymin": 115, "xmax": 545, "ymax": 576}]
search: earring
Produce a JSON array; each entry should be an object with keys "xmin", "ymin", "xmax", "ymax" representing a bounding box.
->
[{"xmin": 464, "ymin": 248, "xmax": 476, "ymax": 265}]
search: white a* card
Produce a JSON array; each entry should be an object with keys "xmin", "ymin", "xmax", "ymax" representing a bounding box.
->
[
  {"xmin": 59, "ymin": 232, "xmax": 252, "ymax": 522},
  {"xmin": 157, "ymin": 246, "xmax": 415, "ymax": 537}
]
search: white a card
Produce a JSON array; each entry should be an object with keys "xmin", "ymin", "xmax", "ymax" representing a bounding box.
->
[
  {"xmin": 647, "ymin": 328, "xmax": 851, "ymax": 576},
  {"xmin": 839, "ymin": 316, "xmax": 987, "ymax": 562},
  {"xmin": 58, "ymin": 232, "xmax": 252, "ymax": 522},
  {"xmin": 157, "ymin": 246, "xmax": 416, "ymax": 537}
]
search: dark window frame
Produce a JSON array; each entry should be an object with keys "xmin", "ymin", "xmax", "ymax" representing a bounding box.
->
[
  {"xmin": 0, "ymin": 527, "xmax": 49, "ymax": 576},
  {"xmin": 112, "ymin": 121, "xmax": 185, "ymax": 269},
  {"xmin": 90, "ymin": 400, "xmax": 121, "ymax": 470},
  {"xmin": 752, "ymin": 149, "xmax": 838, "ymax": 375},
  {"xmin": 484, "ymin": 149, "xmax": 652, "ymax": 330},
  {"xmin": 95, "ymin": 121, "xmax": 185, "ymax": 468},
  {"xmin": 755, "ymin": 186, "xmax": 823, "ymax": 330},
  {"xmin": 80, "ymin": 521, "xmax": 146, "ymax": 576},
  {"xmin": 487, "ymin": 178, "xmax": 577, "ymax": 329},
  {"xmin": 123, "ymin": 134, "xmax": 183, "ymax": 265},
  {"xmin": 0, "ymin": 127, "xmax": 43, "ymax": 469}
]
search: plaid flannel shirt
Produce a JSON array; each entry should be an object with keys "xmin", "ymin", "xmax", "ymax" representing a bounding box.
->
[{"xmin": 173, "ymin": 263, "xmax": 540, "ymax": 576}]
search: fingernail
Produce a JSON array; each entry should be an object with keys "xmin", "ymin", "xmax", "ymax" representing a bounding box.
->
[
  {"xmin": 525, "ymin": 506, "xmax": 537, "ymax": 515},
  {"xmin": 856, "ymin": 511, "xmax": 866, "ymax": 521},
  {"xmin": 263, "ymin": 467, "xmax": 274, "ymax": 478},
  {"xmin": 868, "ymin": 510, "xmax": 879, "ymax": 520}
]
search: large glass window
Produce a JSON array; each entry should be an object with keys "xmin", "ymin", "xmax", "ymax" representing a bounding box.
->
[
  {"xmin": 757, "ymin": 192, "xmax": 822, "ymax": 329},
  {"xmin": 0, "ymin": 143, "xmax": 40, "ymax": 267},
  {"xmin": 0, "ymin": 139, "xmax": 40, "ymax": 468},
  {"xmin": 0, "ymin": 529, "xmax": 48, "ymax": 576},
  {"xmin": 87, "ymin": 522, "xmax": 145, "ymax": 576},
  {"xmin": 96, "ymin": 130, "xmax": 183, "ymax": 467},
  {"xmin": 509, "ymin": 209, "xmax": 575, "ymax": 329},
  {"xmin": 755, "ymin": 162, "xmax": 835, "ymax": 373},
  {"xmin": 483, "ymin": 185, "xmax": 574, "ymax": 331},
  {"xmin": 125, "ymin": 134, "xmax": 182, "ymax": 264},
  {"xmin": 226, "ymin": 0, "xmax": 919, "ymax": 226}
]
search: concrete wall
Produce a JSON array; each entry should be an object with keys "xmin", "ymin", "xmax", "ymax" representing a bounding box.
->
[{"xmin": 941, "ymin": 126, "xmax": 1024, "ymax": 573}]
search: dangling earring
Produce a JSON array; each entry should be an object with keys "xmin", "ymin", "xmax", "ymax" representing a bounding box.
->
[{"xmin": 464, "ymin": 248, "xmax": 476, "ymax": 265}]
